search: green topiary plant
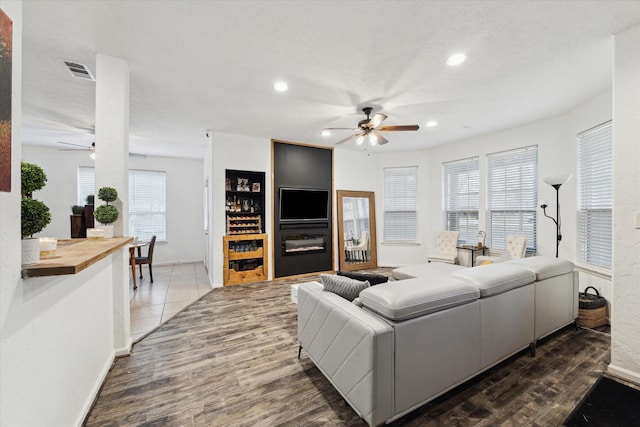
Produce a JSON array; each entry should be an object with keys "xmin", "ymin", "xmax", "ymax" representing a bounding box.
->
[
  {"xmin": 94, "ymin": 186, "xmax": 119, "ymax": 225},
  {"xmin": 72, "ymin": 205, "xmax": 84, "ymax": 215},
  {"xmin": 22, "ymin": 198, "xmax": 52, "ymax": 239},
  {"xmin": 20, "ymin": 162, "xmax": 51, "ymax": 239},
  {"xmin": 21, "ymin": 162, "xmax": 47, "ymax": 197}
]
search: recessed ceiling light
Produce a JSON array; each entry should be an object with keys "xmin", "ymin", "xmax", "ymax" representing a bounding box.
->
[
  {"xmin": 446, "ymin": 53, "xmax": 467, "ymax": 66},
  {"xmin": 322, "ymin": 130, "xmax": 331, "ymax": 137},
  {"xmin": 426, "ymin": 120, "xmax": 438, "ymax": 128},
  {"xmin": 274, "ymin": 81, "xmax": 288, "ymax": 92}
]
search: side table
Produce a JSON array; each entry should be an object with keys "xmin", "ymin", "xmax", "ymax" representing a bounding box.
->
[{"xmin": 456, "ymin": 245, "xmax": 489, "ymax": 267}]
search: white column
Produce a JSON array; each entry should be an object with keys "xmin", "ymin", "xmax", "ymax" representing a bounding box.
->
[
  {"xmin": 95, "ymin": 53, "xmax": 131, "ymax": 352},
  {"xmin": 609, "ymin": 24, "xmax": 640, "ymax": 385}
]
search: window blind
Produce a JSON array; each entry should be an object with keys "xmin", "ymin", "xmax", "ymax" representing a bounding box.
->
[
  {"xmin": 443, "ymin": 157, "xmax": 479, "ymax": 245},
  {"xmin": 383, "ymin": 166, "xmax": 417, "ymax": 241},
  {"xmin": 78, "ymin": 166, "xmax": 95, "ymax": 205},
  {"xmin": 486, "ymin": 146, "xmax": 537, "ymax": 253},
  {"xmin": 129, "ymin": 169, "xmax": 167, "ymax": 241},
  {"xmin": 577, "ymin": 121, "xmax": 612, "ymax": 269}
]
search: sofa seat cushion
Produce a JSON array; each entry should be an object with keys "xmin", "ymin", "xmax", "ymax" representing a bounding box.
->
[
  {"xmin": 449, "ymin": 263, "xmax": 535, "ymax": 297},
  {"xmin": 392, "ymin": 262, "xmax": 465, "ymax": 280},
  {"xmin": 506, "ymin": 256, "xmax": 575, "ymax": 281},
  {"xmin": 337, "ymin": 271, "xmax": 389, "ymax": 285},
  {"xmin": 359, "ymin": 277, "xmax": 480, "ymax": 321}
]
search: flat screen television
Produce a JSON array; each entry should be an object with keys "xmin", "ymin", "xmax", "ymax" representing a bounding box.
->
[{"xmin": 279, "ymin": 187, "xmax": 329, "ymax": 222}]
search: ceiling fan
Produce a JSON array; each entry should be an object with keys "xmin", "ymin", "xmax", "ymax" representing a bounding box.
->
[
  {"xmin": 57, "ymin": 141, "xmax": 146, "ymax": 159},
  {"xmin": 325, "ymin": 107, "xmax": 420, "ymax": 146}
]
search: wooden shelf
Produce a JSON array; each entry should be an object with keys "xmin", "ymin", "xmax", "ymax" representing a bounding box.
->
[
  {"xmin": 223, "ymin": 234, "xmax": 268, "ymax": 286},
  {"xmin": 22, "ymin": 237, "xmax": 133, "ymax": 278}
]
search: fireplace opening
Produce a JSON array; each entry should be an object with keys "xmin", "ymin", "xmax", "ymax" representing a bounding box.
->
[{"xmin": 282, "ymin": 233, "xmax": 327, "ymax": 256}]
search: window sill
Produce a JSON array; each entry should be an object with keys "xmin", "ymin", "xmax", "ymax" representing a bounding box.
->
[
  {"xmin": 22, "ymin": 237, "xmax": 133, "ymax": 279},
  {"xmin": 381, "ymin": 241, "xmax": 422, "ymax": 246},
  {"xmin": 575, "ymin": 263, "xmax": 612, "ymax": 280}
]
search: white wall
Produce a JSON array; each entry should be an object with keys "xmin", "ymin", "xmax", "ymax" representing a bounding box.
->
[
  {"xmin": 609, "ymin": 23, "xmax": 640, "ymax": 385},
  {"xmin": 1, "ymin": 5, "xmax": 129, "ymax": 425},
  {"xmin": 210, "ymin": 132, "xmax": 272, "ymax": 285},
  {"xmin": 21, "ymin": 146, "xmax": 204, "ymax": 265}
]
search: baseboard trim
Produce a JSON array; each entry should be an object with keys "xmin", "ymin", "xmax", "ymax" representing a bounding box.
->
[
  {"xmin": 114, "ymin": 337, "xmax": 133, "ymax": 356},
  {"xmin": 75, "ymin": 351, "xmax": 116, "ymax": 427},
  {"xmin": 607, "ymin": 363, "xmax": 640, "ymax": 386}
]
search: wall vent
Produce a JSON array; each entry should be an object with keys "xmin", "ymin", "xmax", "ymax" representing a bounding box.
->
[{"xmin": 63, "ymin": 60, "xmax": 95, "ymax": 81}]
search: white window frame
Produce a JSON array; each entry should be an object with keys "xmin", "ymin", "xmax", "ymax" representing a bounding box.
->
[
  {"xmin": 486, "ymin": 146, "xmax": 538, "ymax": 253},
  {"xmin": 443, "ymin": 157, "xmax": 479, "ymax": 245},
  {"xmin": 383, "ymin": 166, "xmax": 418, "ymax": 242},
  {"xmin": 77, "ymin": 167, "xmax": 167, "ymax": 241},
  {"xmin": 577, "ymin": 121, "xmax": 612, "ymax": 270},
  {"xmin": 129, "ymin": 169, "xmax": 167, "ymax": 242}
]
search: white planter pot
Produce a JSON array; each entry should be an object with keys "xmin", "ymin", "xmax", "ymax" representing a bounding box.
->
[
  {"xmin": 97, "ymin": 224, "xmax": 114, "ymax": 238},
  {"xmin": 22, "ymin": 238, "xmax": 40, "ymax": 266}
]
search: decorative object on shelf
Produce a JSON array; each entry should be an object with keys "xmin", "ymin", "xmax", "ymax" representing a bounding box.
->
[
  {"xmin": 21, "ymin": 162, "xmax": 52, "ymax": 266},
  {"xmin": 541, "ymin": 174, "xmax": 572, "ymax": 258},
  {"xmin": 39, "ymin": 237, "xmax": 57, "ymax": 257},
  {"xmin": 477, "ymin": 230, "xmax": 486, "ymax": 248},
  {"xmin": 237, "ymin": 177, "xmax": 250, "ymax": 192},
  {"xmin": 84, "ymin": 194, "xmax": 95, "ymax": 230},
  {"xmin": 225, "ymin": 178, "xmax": 231, "ymax": 191},
  {"xmin": 252, "ymin": 182, "xmax": 260, "ymax": 192},
  {"xmin": 70, "ymin": 205, "xmax": 85, "ymax": 238},
  {"xmin": 94, "ymin": 186, "xmax": 119, "ymax": 238},
  {"xmin": 86, "ymin": 228, "xmax": 105, "ymax": 239}
]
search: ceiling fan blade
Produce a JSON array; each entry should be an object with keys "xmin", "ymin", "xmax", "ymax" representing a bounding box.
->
[
  {"xmin": 366, "ymin": 113, "xmax": 388, "ymax": 129},
  {"xmin": 373, "ymin": 132, "xmax": 389, "ymax": 145},
  {"xmin": 58, "ymin": 148, "xmax": 92, "ymax": 152},
  {"xmin": 334, "ymin": 133, "xmax": 362, "ymax": 145},
  {"xmin": 323, "ymin": 127, "xmax": 359, "ymax": 131},
  {"xmin": 57, "ymin": 141, "xmax": 91, "ymax": 148},
  {"xmin": 376, "ymin": 124, "xmax": 420, "ymax": 132}
]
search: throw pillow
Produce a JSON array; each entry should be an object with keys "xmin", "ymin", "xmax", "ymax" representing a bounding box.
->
[
  {"xmin": 320, "ymin": 274, "xmax": 370, "ymax": 302},
  {"xmin": 480, "ymin": 260, "xmax": 493, "ymax": 265},
  {"xmin": 337, "ymin": 271, "xmax": 389, "ymax": 286}
]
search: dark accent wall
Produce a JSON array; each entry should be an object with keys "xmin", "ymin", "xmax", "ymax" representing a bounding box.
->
[{"xmin": 273, "ymin": 141, "xmax": 333, "ymax": 278}]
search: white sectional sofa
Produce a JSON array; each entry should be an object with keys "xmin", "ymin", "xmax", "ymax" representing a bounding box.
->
[{"xmin": 297, "ymin": 256, "xmax": 577, "ymax": 426}]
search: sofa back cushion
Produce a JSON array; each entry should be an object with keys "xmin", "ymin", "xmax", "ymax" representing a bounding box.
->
[
  {"xmin": 359, "ymin": 277, "xmax": 480, "ymax": 321},
  {"xmin": 449, "ymin": 263, "xmax": 535, "ymax": 297},
  {"xmin": 505, "ymin": 256, "xmax": 575, "ymax": 281}
]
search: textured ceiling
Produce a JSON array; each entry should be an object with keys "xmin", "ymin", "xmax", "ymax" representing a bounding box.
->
[{"xmin": 20, "ymin": 1, "xmax": 640, "ymax": 159}]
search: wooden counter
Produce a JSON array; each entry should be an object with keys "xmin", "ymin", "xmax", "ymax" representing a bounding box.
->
[{"xmin": 22, "ymin": 237, "xmax": 133, "ymax": 278}]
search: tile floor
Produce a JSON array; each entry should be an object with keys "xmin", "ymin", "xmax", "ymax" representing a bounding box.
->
[{"xmin": 129, "ymin": 262, "xmax": 213, "ymax": 342}]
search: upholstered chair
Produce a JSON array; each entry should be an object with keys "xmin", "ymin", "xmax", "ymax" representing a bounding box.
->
[
  {"xmin": 476, "ymin": 235, "xmax": 527, "ymax": 264},
  {"xmin": 346, "ymin": 231, "xmax": 369, "ymax": 262},
  {"xmin": 427, "ymin": 230, "xmax": 460, "ymax": 264}
]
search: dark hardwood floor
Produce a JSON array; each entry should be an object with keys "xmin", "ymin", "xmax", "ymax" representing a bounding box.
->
[{"xmin": 85, "ymin": 270, "xmax": 610, "ymax": 426}]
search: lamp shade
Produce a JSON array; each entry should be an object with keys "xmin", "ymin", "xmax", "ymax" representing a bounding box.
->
[{"xmin": 543, "ymin": 174, "xmax": 572, "ymax": 187}]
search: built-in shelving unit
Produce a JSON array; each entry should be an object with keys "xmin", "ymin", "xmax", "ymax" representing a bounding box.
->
[
  {"xmin": 223, "ymin": 233, "xmax": 268, "ymax": 285},
  {"xmin": 225, "ymin": 169, "xmax": 265, "ymax": 235}
]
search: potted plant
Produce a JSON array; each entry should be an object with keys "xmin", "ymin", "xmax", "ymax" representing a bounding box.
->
[
  {"xmin": 70, "ymin": 205, "xmax": 85, "ymax": 238},
  {"xmin": 94, "ymin": 187, "xmax": 119, "ymax": 238},
  {"xmin": 21, "ymin": 162, "xmax": 52, "ymax": 265}
]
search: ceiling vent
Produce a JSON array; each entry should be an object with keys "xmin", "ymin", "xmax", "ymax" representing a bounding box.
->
[{"xmin": 63, "ymin": 60, "xmax": 95, "ymax": 81}]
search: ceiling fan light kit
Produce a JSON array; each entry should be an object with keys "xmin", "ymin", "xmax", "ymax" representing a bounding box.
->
[{"xmin": 327, "ymin": 107, "xmax": 419, "ymax": 147}]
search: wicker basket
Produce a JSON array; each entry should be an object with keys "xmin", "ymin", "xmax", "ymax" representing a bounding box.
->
[{"xmin": 577, "ymin": 286, "xmax": 608, "ymax": 328}]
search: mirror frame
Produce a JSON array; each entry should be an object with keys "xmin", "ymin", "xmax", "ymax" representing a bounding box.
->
[{"xmin": 337, "ymin": 190, "xmax": 378, "ymax": 272}]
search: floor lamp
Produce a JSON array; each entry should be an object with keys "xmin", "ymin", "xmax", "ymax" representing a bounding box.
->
[{"xmin": 540, "ymin": 174, "xmax": 572, "ymax": 258}]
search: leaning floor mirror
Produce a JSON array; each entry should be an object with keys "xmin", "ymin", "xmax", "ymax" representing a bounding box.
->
[{"xmin": 337, "ymin": 190, "xmax": 377, "ymax": 272}]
